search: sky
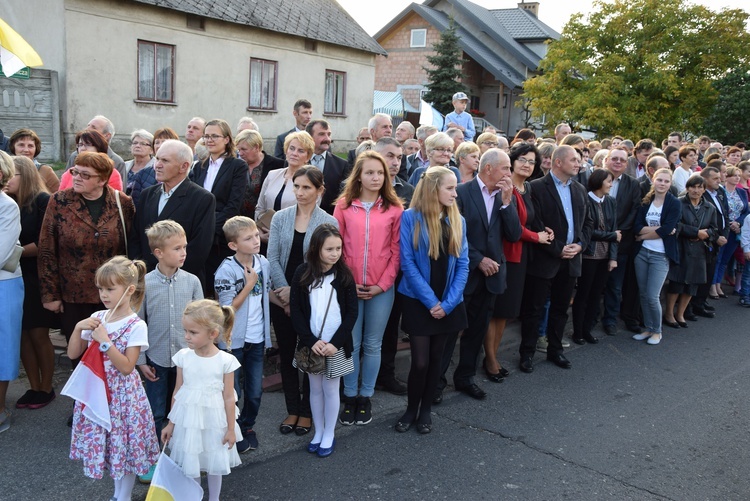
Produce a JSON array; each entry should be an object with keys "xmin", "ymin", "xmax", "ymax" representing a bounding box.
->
[{"xmin": 337, "ymin": 0, "xmax": 750, "ymax": 36}]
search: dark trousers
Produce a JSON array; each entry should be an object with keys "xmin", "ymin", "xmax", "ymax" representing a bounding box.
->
[
  {"xmin": 143, "ymin": 360, "xmax": 177, "ymax": 440},
  {"xmin": 270, "ymin": 304, "xmax": 311, "ymax": 418},
  {"xmin": 379, "ymin": 291, "xmax": 403, "ymax": 382},
  {"xmin": 621, "ymin": 251, "xmax": 642, "ymax": 326},
  {"xmin": 438, "ymin": 286, "xmax": 495, "ymax": 389},
  {"xmin": 572, "ymin": 259, "xmax": 610, "ymax": 337},
  {"xmin": 603, "ymin": 252, "xmax": 641, "ymax": 327},
  {"xmin": 60, "ymin": 302, "xmax": 103, "ymax": 368},
  {"xmin": 690, "ymin": 249, "xmax": 718, "ymax": 310},
  {"xmin": 520, "ymin": 261, "xmax": 576, "ymax": 359}
]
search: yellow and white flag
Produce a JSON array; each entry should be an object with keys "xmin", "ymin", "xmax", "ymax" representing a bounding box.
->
[{"xmin": 146, "ymin": 452, "xmax": 203, "ymax": 501}]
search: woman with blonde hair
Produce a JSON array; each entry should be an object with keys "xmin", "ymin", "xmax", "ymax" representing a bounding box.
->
[
  {"xmin": 395, "ymin": 166, "xmax": 468, "ymax": 433},
  {"xmin": 454, "ymin": 141, "xmax": 480, "ymax": 183},
  {"xmin": 236, "ymin": 129, "xmax": 284, "ymax": 219},
  {"xmin": 407, "ymin": 132, "xmax": 461, "ymax": 186}
]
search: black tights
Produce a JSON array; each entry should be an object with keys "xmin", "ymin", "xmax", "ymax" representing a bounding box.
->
[{"xmin": 400, "ymin": 332, "xmax": 451, "ymax": 425}]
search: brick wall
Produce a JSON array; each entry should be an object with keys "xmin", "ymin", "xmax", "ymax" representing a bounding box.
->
[{"xmin": 375, "ymin": 13, "xmax": 443, "ymax": 109}]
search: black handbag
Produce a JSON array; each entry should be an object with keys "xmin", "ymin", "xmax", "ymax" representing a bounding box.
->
[{"xmin": 293, "ymin": 285, "xmax": 335, "ymax": 375}]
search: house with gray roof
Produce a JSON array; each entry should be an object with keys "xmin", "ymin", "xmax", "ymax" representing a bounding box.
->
[
  {"xmin": 4, "ymin": 0, "xmax": 384, "ymax": 159},
  {"xmin": 374, "ymin": 0, "xmax": 559, "ymax": 136}
]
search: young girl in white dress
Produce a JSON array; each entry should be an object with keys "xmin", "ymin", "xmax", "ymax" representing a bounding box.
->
[
  {"xmin": 66, "ymin": 257, "xmax": 159, "ymax": 501},
  {"xmin": 161, "ymin": 299, "xmax": 242, "ymax": 501}
]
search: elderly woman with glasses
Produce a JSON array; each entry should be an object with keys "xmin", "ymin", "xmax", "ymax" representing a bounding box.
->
[
  {"xmin": 58, "ymin": 130, "xmax": 123, "ymax": 191},
  {"xmin": 39, "ymin": 152, "xmax": 134, "ymax": 358},
  {"xmin": 124, "ymin": 129, "xmax": 154, "ymax": 195},
  {"xmin": 407, "ymin": 132, "xmax": 462, "ymax": 186},
  {"xmin": 8, "ymin": 128, "xmax": 60, "ymax": 193},
  {"xmin": 476, "ymin": 132, "xmax": 499, "ymax": 154},
  {"xmin": 189, "ymin": 119, "xmax": 249, "ymax": 296}
]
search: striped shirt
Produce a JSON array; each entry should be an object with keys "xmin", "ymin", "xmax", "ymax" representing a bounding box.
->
[{"xmin": 136, "ymin": 266, "xmax": 203, "ymax": 367}]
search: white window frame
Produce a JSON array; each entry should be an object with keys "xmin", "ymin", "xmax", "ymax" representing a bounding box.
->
[{"xmin": 410, "ymin": 29, "xmax": 427, "ymax": 48}]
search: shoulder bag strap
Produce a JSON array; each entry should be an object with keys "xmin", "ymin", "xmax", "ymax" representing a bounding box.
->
[
  {"xmin": 317, "ymin": 283, "xmax": 336, "ymax": 339},
  {"xmin": 114, "ymin": 190, "xmax": 127, "ymax": 250}
]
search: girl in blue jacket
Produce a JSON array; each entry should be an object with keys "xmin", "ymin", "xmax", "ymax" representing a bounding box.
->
[{"xmin": 395, "ymin": 166, "xmax": 469, "ymax": 434}]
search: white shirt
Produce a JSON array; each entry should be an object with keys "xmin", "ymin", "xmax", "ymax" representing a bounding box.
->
[
  {"xmin": 244, "ymin": 257, "xmax": 265, "ymax": 344},
  {"xmin": 203, "ymin": 156, "xmax": 225, "ymax": 192},
  {"xmin": 158, "ymin": 178, "xmax": 186, "ymax": 215},
  {"xmin": 308, "ymin": 273, "xmax": 341, "ymax": 343},
  {"xmin": 642, "ymin": 202, "xmax": 665, "ymax": 253}
]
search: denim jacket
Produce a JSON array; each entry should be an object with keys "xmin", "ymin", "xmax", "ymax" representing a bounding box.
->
[{"xmin": 397, "ymin": 209, "xmax": 469, "ymax": 315}]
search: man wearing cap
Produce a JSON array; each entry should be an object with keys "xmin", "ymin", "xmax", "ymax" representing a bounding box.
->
[{"xmin": 443, "ymin": 92, "xmax": 475, "ymax": 142}]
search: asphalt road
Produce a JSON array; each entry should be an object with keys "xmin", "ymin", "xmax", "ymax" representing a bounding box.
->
[{"xmin": 2, "ymin": 296, "xmax": 749, "ymax": 500}]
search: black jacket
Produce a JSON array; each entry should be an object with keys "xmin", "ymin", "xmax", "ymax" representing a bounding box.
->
[
  {"xmin": 290, "ymin": 264, "xmax": 358, "ymax": 357},
  {"xmin": 668, "ymin": 196, "xmax": 718, "ymax": 284},
  {"xmin": 583, "ymin": 194, "xmax": 619, "ymax": 261},
  {"xmin": 319, "ymin": 152, "xmax": 351, "ymax": 215},
  {"xmin": 611, "ymin": 173, "xmax": 642, "ymax": 255}
]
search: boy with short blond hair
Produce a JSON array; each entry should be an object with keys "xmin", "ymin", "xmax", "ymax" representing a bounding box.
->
[
  {"xmin": 136, "ymin": 219, "xmax": 203, "ymax": 483},
  {"xmin": 215, "ymin": 216, "xmax": 278, "ymax": 453}
]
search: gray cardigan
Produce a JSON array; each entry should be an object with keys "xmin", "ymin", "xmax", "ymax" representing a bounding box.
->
[{"xmin": 267, "ymin": 204, "xmax": 338, "ymax": 288}]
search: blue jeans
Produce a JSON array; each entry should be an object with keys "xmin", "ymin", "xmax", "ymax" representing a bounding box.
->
[
  {"xmin": 634, "ymin": 248, "xmax": 670, "ymax": 334},
  {"xmin": 343, "ymin": 287, "xmax": 395, "ymax": 398},
  {"xmin": 143, "ymin": 360, "xmax": 177, "ymax": 439},
  {"xmin": 231, "ymin": 342, "xmax": 264, "ymax": 431}
]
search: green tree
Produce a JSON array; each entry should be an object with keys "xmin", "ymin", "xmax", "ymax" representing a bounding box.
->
[
  {"xmin": 422, "ymin": 17, "xmax": 467, "ymax": 116},
  {"xmin": 523, "ymin": 0, "xmax": 750, "ymax": 140},
  {"xmin": 702, "ymin": 66, "xmax": 750, "ymax": 144}
]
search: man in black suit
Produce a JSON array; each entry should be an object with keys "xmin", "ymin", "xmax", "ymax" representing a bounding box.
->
[
  {"xmin": 128, "ymin": 140, "xmax": 215, "ymax": 286},
  {"xmin": 274, "ymin": 99, "xmax": 313, "ymax": 159},
  {"xmin": 689, "ymin": 165, "xmax": 729, "ymax": 318},
  {"xmin": 601, "ymin": 147, "xmax": 645, "ymax": 336},
  {"xmin": 306, "ymin": 119, "xmax": 351, "ymax": 214},
  {"xmin": 519, "ymin": 145, "xmax": 593, "ymax": 373},
  {"xmin": 437, "ymin": 149, "xmax": 521, "ymax": 400}
]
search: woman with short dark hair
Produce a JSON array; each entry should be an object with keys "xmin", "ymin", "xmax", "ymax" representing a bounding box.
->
[
  {"xmin": 58, "ymin": 130, "xmax": 123, "ymax": 191},
  {"xmin": 571, "ymin": 169, "xmax": 619, "ymax": 345},
  {"xmin": 664, "ymin": 175, "xmax": 718, "ymax": 330},
  {"xmin": 8, "ymin": 128, "xmax": 59, "ymax": 193}
]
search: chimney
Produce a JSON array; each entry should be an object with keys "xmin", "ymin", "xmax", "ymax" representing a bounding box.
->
[{"xmin": 518, "ymin": 1, "xmax": 539, "ymax": 17}]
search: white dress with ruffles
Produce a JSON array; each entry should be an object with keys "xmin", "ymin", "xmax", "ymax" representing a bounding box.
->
[{"xmin": 167, "ymin": 349, "xmax": 242, "ymax": 477}]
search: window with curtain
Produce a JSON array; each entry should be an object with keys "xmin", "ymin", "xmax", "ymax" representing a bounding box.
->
[
  {"xmin": 248, "ymin": 58, "xmax": 277, "ymax": 111},
  {"xmin": 324, "ymin": 70, "xmax": 346, "ymax": 115},
  {"xmin": 137, "ymin": 40, "xmax": 174, "ymax": 103}
]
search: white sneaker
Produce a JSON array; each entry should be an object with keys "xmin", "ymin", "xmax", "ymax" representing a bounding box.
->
[
  {"xmin": 647, "ymin": 333, "xmax": 662, "ymax": 345},
  {"xmin": 0, "ymin": 409, "xmax": 10, "ymax": 434},
  {"xmin": 632, "ymin": 332, "xmax": 650, "ymax": 341},
  {"xmin": 536, "ymin": 336, "xmax": 548, "ymax": 353},
  {"xmin": 562, "ymin": 338, "xmax": 571, "ymax": 348}
]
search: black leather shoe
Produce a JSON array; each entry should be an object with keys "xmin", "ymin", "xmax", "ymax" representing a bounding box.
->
[
  {"xmin": 432, "ymin": 391, "xmax": 443, "ymax": 405},
  {"xmin": 498, "ymin": 367, "xmax": 510, "ymax": 378},
  {"xmin": 376, "ymin": 377, "xmax": 408, "ymax": 395},
  {"xmin": 603, "ymin": 324, "xmax": 618, "ymax": 336},
  {"xmin": 482, "ymin": 359, "xmax": 504, "ymax": 383},
  {"xmin": 395, "ymin": 421, "xmax": 412, "ymax": 433},
  {"xmin": 702, "ymin": 303, "xmax": 716, "ymax": 312},
  {"xmin": 676, "ymin": 320, "xmax": 688, "ymax": 328},
  {"xmin": 684, "ymin": 312, "xmax": 698, "ymax": 321},
  {"xmin": 625, "ymin": 323, "xmax": 643, "ymax": 334},
  {"xmin": 663, "ymin": 317, "xmax": 680, "ymax": 329},
  {"xmin": 455, "ymin": 383, "xmax": 487, "ymax": 400},
  {"xmin": 582, "ymin": 333, "xmax": 599, "ymax": 344},
  {"xmin": 693, "ymin": 309, "xmax": 715, "ymax": 318},
  {"xmin": 572, "ymin": 337, "xmax": 586, "ymax": 345},
  {"xmin": 519, "ymin": 358, "xmax": 534, "ymax": 373},
  {"xmin": 546, "ymin": 353, "xmax": 572, "ymax": 369}
]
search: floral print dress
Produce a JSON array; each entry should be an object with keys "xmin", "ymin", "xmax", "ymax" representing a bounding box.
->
[{"xmin": 70, "ymin": 312, "xmax": 159, "ymax": 479}]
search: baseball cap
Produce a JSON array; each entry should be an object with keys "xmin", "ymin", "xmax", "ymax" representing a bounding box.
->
[{"xmin": 452, "ymin": 92, "xmax": 468, "ymax": 101}]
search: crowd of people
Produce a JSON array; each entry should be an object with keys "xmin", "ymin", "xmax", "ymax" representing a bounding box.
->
[{"xmin": 1, "ymin": 92, "xmax": 749, "ymax": 500}]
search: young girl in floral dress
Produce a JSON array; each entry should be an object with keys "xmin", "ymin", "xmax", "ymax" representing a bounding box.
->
[{"xmin": 66, "ymin": 256, "xmax": 159, "ymax": 501}]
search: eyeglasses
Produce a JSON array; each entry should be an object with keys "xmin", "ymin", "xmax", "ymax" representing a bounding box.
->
[
  {"xmin": 432, "ymin": 148, "xmax": 453, "ymax": 154},
  {"xmin": 515, "ymin": 157, "xmax": 535, "ymax": 165},
  {"xmin": 482, "ymin": 141, "xmax": 498, "ymax": 147},
  {"xmin": 609, "ymin": 157, "xmax": 627, "ymax": 163},
  {"xmin": 77, "ymin": 142, "xmax": 92, "ymax": 150},
  {"xmin": 202, "ymin": 134, "xmax": 225, "ymax": 141},
  {"xmin": 131, "ymin": 140, "xmax": 151, "ymax": 147},
  {"xmin": 69, "ymin": 168, "xmax": 96, "ymax": 180}
]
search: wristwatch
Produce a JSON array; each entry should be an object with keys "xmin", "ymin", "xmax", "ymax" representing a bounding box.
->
[{"xmin": 99, "ymin": 341, "xmax": 112, "ymax": 352}]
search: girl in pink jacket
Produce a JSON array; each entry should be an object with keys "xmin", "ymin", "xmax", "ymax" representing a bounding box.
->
[{"xmin": 333, "ymin": 151, "xmax": 403, "ymax": 426}]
